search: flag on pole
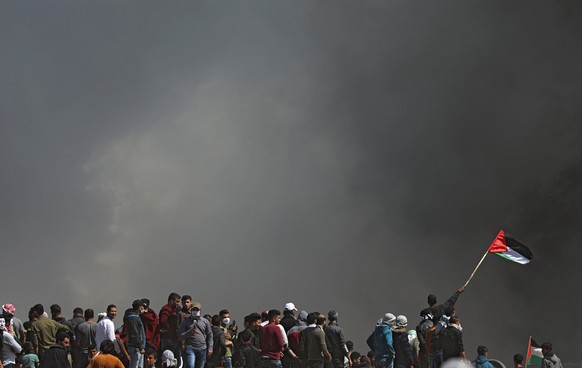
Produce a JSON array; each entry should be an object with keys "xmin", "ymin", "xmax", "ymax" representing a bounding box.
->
[
  {"xmin": 488, "ymin": 230, "xmax": 533, "ymax": 264},
  {"xmin": 526, "ymin": 336, "xmax": 543, "ymax": 366}
]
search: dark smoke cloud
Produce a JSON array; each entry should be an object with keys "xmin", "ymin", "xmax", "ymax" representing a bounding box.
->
[{"xmin": 1, "ymin": 1, "xmax": 582, "ymax": 365}]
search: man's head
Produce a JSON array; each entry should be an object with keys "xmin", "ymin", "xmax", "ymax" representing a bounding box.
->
[
  {"xmin": 219, "ymin": 309, "xmax": 230, "ymax": 326},
  {"xmin": 445, "ymin": 306, "xmax": 456, "ymax": 317},
  {"xmin": 191, "ymin": 302, "xmax": 202, "ymax": 318},
  {"xmin": 182, "ymin": 295, "xmax": 192, "ymax": 311},
  {"xmin": 31, "ymin": 304, "xmax": 44, "ymax": 318},
  {"xmin": 211, "ymin": 315, "xmax": 221, "ymax": 327},
  {"xmin": 346, "ymin": 341, "xmax": 354, "ymax": 352},
  {"xmin": 268, "ymin": 309, "xmax": 281, "ymax": 324},
  {"xmin": 382, "ymin": 313, "xmax": 396, "ymax": 327},
  {"xmin": 240, "ymin": 329, "xmax": 253, "ymax": 344},
  {"xmin": 106, "ymin": 304, "xmax": 117, "ymax": 319},
  {"xmin": 477, "ymin": 346, "xmax": 488, "ymax": 356},
  {"xmin": 306, "ymin": 312, "xmax": 318, "ymax": 325},
  {"xmin": 244, "ymin": 313, "xmax": 262, "ymax": 331},
  {"xmin": 396, "ymin": 315, "xmax": 408, "ymax": 328},
  {"xmin": 84, "ymin": 309, "xmax": 95, "ymax": 321},
  {"xmin": 50, "ymin": 304, "xmax": 62, "ymax": 319},
  {"xmin": 2, "ymin": 304, "xmax": 16, "ymax": 319},
  {"xmin": 73, "ymin": 307, "xmax": 83, "ymax": 317},
  {"xmin": 316, "ymin": 313, "xmax": 327, "ymax": 327},
  {"xmin": 449, "ymin": 316, "xmax": 460, "ymax": 326},
  {"xmin": 427, "ymin": 294, "xmax": 437, "ymax": 307},
  {"xmin": 132, "ymin": 299, "xmax": 146, "ymax": 314},
  {"xmin": 284, "ymin": 302, "xmax": 297, "ymax": 317},
  {"xmin": 0, "ymin": 317, "xmax": 6, "ymax": 331},
  {"xmin": 145, "ymin": 348, "xmax": 158, "ymax": 368},
  {"xmin": 350, "ymin": 352, "xmax": 361, "ymax": 365},
  {"xmin": 100, "ymin": 340, "xmax": 116, "ymax": 355},
  {"xmin": 513, "ymin": 354, "xmax": 524, "ymax": 366},
  {"xmin": 141, "ymin": 299, "xmax": 151, "ymax": 311},
  {"xmin": 167, "ymin": 293, "xmax": 181, "ymax": 307},
  {"xmin": 541, "ymin": 342, "xmax": 553, "ymax": 356},
  {"xmin": 328, "ymin": 310, "xmax": 338, "ymax": 323},
  {"xmin": 56, "ymin": 331, "xmax": 70, "ymax": 348}
]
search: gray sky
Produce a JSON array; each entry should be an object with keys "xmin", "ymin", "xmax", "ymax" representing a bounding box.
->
[{"xmin": 2, "ymin": 1, "xmax": 582, "ymax": 365}]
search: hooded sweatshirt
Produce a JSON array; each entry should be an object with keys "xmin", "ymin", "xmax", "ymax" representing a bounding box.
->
[
  {"xmin": 542, "ymin": 353, "xmax": 564, "ymax": 368},
  {"xmin": 472, "ymin": 355, "xmax": 494, "ymax": 368}
]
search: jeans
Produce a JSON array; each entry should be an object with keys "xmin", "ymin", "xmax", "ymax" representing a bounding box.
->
[
  {"xmin": 128, "ymin": 346, "xmax": 144, "ymax": 368},
  {"xmin": 184, "ymin": 346, "xmax": 207, "ymax": 368},
  {"xmin": 222, "ymin": 357, "xmax": 232, "ymax": 368},
  {"xmin": 261, "ymin": 359, "xmax": 283, "ymax": 368}
]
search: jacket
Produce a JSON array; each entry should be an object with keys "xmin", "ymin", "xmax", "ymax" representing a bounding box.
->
[
  {"xmin": 440, "ymin": 325, "xmax": 463, "ymax": 361},
  {"xmin": 416, "ymin": 319, "xmax": 433, "ymax": 353},
  {"xmin": 159, "ymin": 305, "xmax": 180, "ymax": 341},
  {"xmin": 542, "ymin": 354, "xmax": 564, "ymax": 368},
  {"xmin": 140, "ymin": 309, "xmax": 160, "ymax": 349},
  {"xmin": 123, "ymin": 311, "xmax": 146, "ymax": 349},
  {"xmin": 431, "ymin": 291, "xmax": 461, "ymax": 322},
  {"xmin": 324, "ymin": 322, "xmax": 348, "ymax": 359},
  {"xmin": 392, "ymin": 327, "xmax": 413, "ymax": 367},
  {"xmin": 472, "ymin": 355, "xmax": 494, "ymax": 368},
  {"xmin": 43, "ymin": 344, "xmax": 71, "ymax": 368},
  {"xmin": 368, "ymin": 323, "xmax": 394, "ymax": 362}
]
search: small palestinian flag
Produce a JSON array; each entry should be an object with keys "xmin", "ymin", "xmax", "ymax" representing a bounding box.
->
[
  {"xmin": 488, "ymin": 230, "xmax": 533, "ymax": 264},
  {"xmin": 526, "ymin": 337, "xmax": 543, "ymax": 366}
]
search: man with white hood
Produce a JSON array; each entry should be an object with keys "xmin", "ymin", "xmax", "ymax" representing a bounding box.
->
[{"xmin": 366, "ymin": 313, "xmax": 396, "ymax": 368}]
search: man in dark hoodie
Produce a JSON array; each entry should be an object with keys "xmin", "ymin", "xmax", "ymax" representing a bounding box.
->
[
  {"xmin": 541, "ymin": 342, "xmax": 564, "ymax": 368},
  {"xmin": 426, "ymin": 287, "xmax": 464, "ymax": 323},
  {"xmin": 124, "ymin": 300, "xmax": 146, "ymax": 368},
  {"xmin": 415, "ymin": 309, "xmax": 433, "ymax": 368},
  {"xmin": 391, "ymin": 316, "xmax": 413, "ymax": 368},
  {"xmin": 43, "ymin": 332, "xmax": 71, "ymax": 368},
  {"xmin": 471, "ymin": 346, "xmax": 493, "ymax": 368}
]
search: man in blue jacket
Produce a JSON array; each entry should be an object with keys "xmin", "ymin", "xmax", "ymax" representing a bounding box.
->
[
  {"xmin": 472, "ymin": 346, "xmax": 494, "ymax": 368},
  {"xmin": 366, "ymin": 313, "xmax": 396, "ymax": 368},
  {"xmin": 124, "ymin": 300, "xmax": 147, "ymax": 368}
]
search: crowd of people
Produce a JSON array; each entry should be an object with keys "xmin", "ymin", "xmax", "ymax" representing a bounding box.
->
[{"xmin": 0, "ymin": 289, "xmax": 564, "ymax": 368}]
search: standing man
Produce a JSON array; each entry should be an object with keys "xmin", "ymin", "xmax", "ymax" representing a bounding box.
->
[
  {"xmin": 2, "ymin": 304, "xmax": 25, "ymax": 344},
  {"xmin": 300, "ymin": 313, "xmax": 331, "ymax": 368},
  {"xmin": 541, "ymin": 342, "xmax": 564, "ymax": 368},
  {"xmin": 471, "ymin": 346, "xmax": 494, "ymax": 368},
  {"xmin": 69, "ymin": 308, "xmax": 85, "ymax": 368},
  {"xmin": 95, "ymin": 305, "xmax": 117, "ymax": 352},
  {"xmin": 125, "ymin": 300, "xmax": 147, "ymax": 368},
  {"xmin": 259, "ymin": 310, "xmax": 285, "ymax": 368},
  {"xmin": 415, "ymin": 309, "xmax": 433, "ymax": 368},
  {"xmin": 30, "ymin": 304, "xmax": 70, "ymax": 358},
  {"xmin": 280, "ymin": 304, "xmax": 297, "ymax": 333},
  {"xmin": 75, "ymin": 309, "xmax": 97, "ymax": 368},
  {"xmin": 179, "ymin": 302, "xmax": 213, "ymax": 368},
  {"xmin": 140, "ymin": 299, "xmax": 160, "ymax": 351},
  {"xmin": 160, "ymin": 293, "xmax": 182, "ymax": 366},
  {"xmin": 426, "ymin": 287, "xmax": 464, "ymax": 324},
  {"xmin": 1, "ymin": 317, "xmax": 22, "ymax": 368},
  {"xmin": 42, "ymin": 332, "xmax": 71, "ymax": 368},
  {"xmin": 440, "ymin": 317, "xmax": 465, "ymax": 363},
  {"xmin": 367, "ymin": 314, "xmax": 396, "ymax": 368},
  {"xmin": 324, "ymin": 311, "xmax": 348, "ymax": 368},
  {"xmin": 219, "ymin": 310, "xmax": 235, "ymax": 368}
]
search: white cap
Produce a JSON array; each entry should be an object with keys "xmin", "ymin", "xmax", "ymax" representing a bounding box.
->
[
  {"xmin": 382, "ymin": 313, "xmax": 396, "ymax": 325},
  {"xmin": 284, "ymin": 302, "xmax": 297, "ymax": 311}
]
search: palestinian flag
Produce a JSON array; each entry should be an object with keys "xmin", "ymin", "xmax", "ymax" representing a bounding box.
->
[
  {"xmin": 526, "ymin": 337, "xmax": 543, "ymax": 366},
  {"xmin": 488, "ymin": 230, "xmax": 533, "ymax": 264}
]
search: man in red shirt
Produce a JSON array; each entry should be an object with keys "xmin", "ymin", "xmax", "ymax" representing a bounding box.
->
[{"xmin": 258, "ymin": 310, "xmax": 285, "ymax": 368}]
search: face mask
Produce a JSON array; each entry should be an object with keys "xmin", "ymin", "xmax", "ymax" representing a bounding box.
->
[{"xmin": 222, "ymin": 317, "xmax": 231, "ymax": 325}]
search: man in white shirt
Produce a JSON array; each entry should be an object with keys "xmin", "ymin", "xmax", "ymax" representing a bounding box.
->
[{"xmin": 95, "ymin": 305, "xmax": 117, "ymax": 351}]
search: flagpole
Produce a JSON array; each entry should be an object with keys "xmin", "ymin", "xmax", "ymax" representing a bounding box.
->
[{"xmin": 463, "ymin": 248, "xmax": 490, "ymax": 288}]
